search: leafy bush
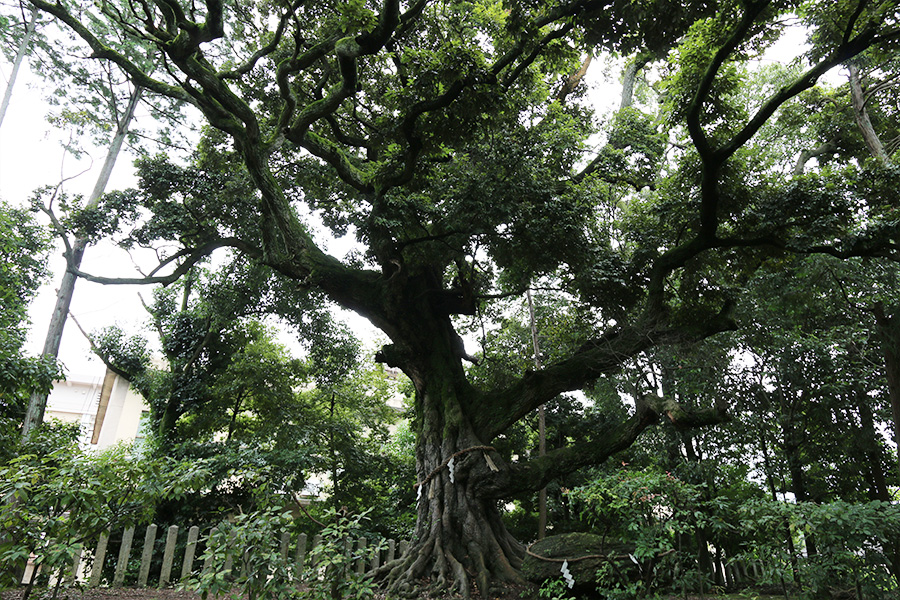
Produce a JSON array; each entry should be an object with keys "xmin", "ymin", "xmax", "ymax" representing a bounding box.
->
[
  {"xmin": 737, "ymin": 499, "xmax": 900, "ymax": 599},
  {"xmin": 537, "ymin": 576, "xmax": 576, "ymax": 600},
  {"xmin": 304, "ymin": 509, "xmax": 383, "ymax": 600},
  {"xmin": 190, "ymin": 507, "xmax": 382, "ymax": 600},
  {"xmin": 191, "ymin": 506, "xmax": 301, "ymax": 600},
  {"xmin": 572, "ymin": 467, "xmax": 705, "ymax": 595},
  {"xmin": 0, "ymin": 441, "xmax": 207, "ymax": 593}
]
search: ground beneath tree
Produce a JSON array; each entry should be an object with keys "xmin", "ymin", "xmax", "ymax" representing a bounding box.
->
[
  {"xmin": 1, "ymin": 582, "xmax": 533, "ymax": 600},
  {"xmin": 0, "ymin": 588, "xmax": 795, "ymax": 600}
]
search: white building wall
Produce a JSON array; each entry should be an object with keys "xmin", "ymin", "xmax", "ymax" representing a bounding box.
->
[
  {"xmin": 45, "ymin": 368, "xmax": 148, "ymax": 450},
  {"xmin": 94, "ymin": 374, "xmax": 147, "ymax": 448}
]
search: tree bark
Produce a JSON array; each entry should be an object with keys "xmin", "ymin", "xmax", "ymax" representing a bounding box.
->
[
  {"xmin": 526, "ymin": 290, "xmax": 548, "ymax": 541},
  {"xmin": 848, "ymin": 62, "xmax": 888, "ymax": 165},
  {"xmin": 378, "ymin": 324, "xmax": 526, "ymax": 599},
  {"xmin": 620, "ymin": 52, "xmax": 652, "ymax": 110},
  {"xmin": 21, "ymin": 85, "xmax": 142, "ymax": 439},
  {"xmin": 776, "ymin": 379, "xmax": 818, "ymax": 558}
]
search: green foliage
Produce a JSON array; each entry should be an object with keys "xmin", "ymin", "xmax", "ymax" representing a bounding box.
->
[
  {"xmin": 192, "ymin": 507, "xmax": 384, "ymax": 600},
  {"xmin": 20, "ymin": 0, "xmax": 900, "ymax": 594},
  {"xmin": 572, "ymin": 468, "xmax": 701, "ymax": 594},
  {"xmin": 0, "ymin": 199, "xmax": 59, "ymax": 458},
  {"xmin": 537, "ymin": 576, "xmax": 576, "ymax": 600},
  {"xmin": 303, "ymin": 509, "xmax": 383, "ymax": 600},
  {"xmin": 191, "ymin": 505, "xmax": 301, "ymax": 600},
  {"xmin": 574, "ymin": 467, "xmax": 702, "ymax": 552},
  {"xmin": 737, "ymin": 499, "xmax": 900, "ymax": 599},
  {"xmin": 0, "ymin": 442, "xmax": 208, "ymax": 588}
]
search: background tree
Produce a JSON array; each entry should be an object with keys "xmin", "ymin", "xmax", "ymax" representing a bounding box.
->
[
  {"xmin": 0, "ymin": 1, "xmax": 41, "ymax": 128},
  {"xmin": 0, "ymin": 199, "xmax": 59, "ymax": 460}
]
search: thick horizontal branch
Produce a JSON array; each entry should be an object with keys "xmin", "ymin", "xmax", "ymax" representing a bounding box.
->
[
  {"xmin": 475, "ymin": 301, "xmax": 737, "ymax": 442},
  {"xmin": 478, "ymin": 396, "xmax": 729, "ymax": 497},
  {"xmin": 476, "ymin": 325, "xmax": 657, "ymax": 442},
  {"xmin": 476, "ymin": 407, "xmax": 659, "ymax": 498},
  {"xmin": 712, "ymin": 221, "xmax": 900, "ymax": 255}
]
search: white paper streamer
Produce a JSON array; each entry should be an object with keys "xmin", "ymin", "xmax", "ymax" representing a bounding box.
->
[
  {"xmin": 483, "ymin": 452, "xmax": 499, "ymax": 471},
  {"xmin": 448, "ymin": 457, "xmax": 456, "ymax": 483},
  {"xmin": 560, "ymin": 560, "xmax": 574, "ymax": 588}
]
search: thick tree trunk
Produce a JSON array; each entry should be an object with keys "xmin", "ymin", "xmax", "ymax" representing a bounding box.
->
[{"xmin": 381, "ymin": 371, "xmax": 525, "ymax": 598}]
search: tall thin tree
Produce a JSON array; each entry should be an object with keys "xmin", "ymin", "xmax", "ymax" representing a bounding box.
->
[{"xmin": 21, "ymin": 85, "xmax": 141, "ymax": 438}]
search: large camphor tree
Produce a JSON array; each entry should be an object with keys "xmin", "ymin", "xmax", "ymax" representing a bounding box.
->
[{"xmin": 27, "ymin": 0, "xmax": 900, "ymax": 596}]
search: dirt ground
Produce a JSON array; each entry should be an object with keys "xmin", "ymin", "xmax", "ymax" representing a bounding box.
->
[{"xmin": 0, "ymin": 581, "xmax": 534, "ymax": 600}]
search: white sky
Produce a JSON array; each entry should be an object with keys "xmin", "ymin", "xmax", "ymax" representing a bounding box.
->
[{"xmin": 1, "ymin": 20, "xmax": 819, "ymax": 382}]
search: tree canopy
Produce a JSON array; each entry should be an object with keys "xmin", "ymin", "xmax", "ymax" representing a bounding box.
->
[{"xmin": 20, "ymin": 0, "xmax": 900, "ymax": 595}]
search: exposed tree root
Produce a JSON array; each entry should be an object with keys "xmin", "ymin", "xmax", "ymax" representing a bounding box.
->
[{"xmin": 376, "ymin": 474, "xmax": 527, "ymax": 598}]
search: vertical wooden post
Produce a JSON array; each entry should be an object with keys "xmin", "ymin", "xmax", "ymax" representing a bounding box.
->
[
  {"xmin": 355, "ymin": 538, "xmax": 366, "ymax": 575},
  {"xmin": 159, "ymin": 525, "xmax": 179, "ymax": 587},
  {"xmin": 89, "ymin": 530, "xmax": 110, "ymax": 587},
  {"xmin": 310, "ymin": 535, "xmax": 322, "ymax": 569},
  {"xmin": 279, "ymin": 532, "xmax": 290, "ymax": 562},
  {"xmin": 294, "ymin": 533, "xmax": 307, "ymax": 580},
  {"xmin": 113, "ymin": 526, "xmax": 135, "ymax": 586},
  {"xmin": 65, "ymin": 547, "xmax": 83, "ymax": 585},
  {"xmin": 222, "ymin": 532, "xmax": 234, "ymax": 576},
  {"xmin": 386, "ymin": 539, "xmax": 396, "ymax": 563},
  {"xmin": 202, "ymin": 527, "xmax": 218, "ymax": 575},
  {"xmin": 138, "ymin": 524, "xmax": 157, "ymax": 587},
  {"xmin": 181, "ymin": 526, "xmax": 200, "ymax": 581}
]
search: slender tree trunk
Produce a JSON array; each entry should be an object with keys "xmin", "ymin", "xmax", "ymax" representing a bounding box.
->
[
  {"xmin": 848, "ymin": 63, "xmax": 887, "ymax": 165},
  {"xmin": 856, "ymin": 389, "xmax": 891, "ymax": 501},
  {"xmin": 620, "ymin": 52, "xmax": 652, "ymax": 110},
  {"xmin": 526, "ymin": 290, "xmax": 548, "ymax": 540},
  {"xmin": 21, "ymin": 85, "xmax": 142, "ymax": 439},
  {"xmin": 0, "ymin": 5, "xmax": 39, "ymax": 130},
  {"xmin": 874, "ymin": 302, "xmax": 900, "ymax": 481},
  {"xmin": 776, "ymin": 377, "xmax": 817, "ymax": 558},
  {"xmin": 848, "ymin": 59, "xmax": 900, "ymax": 483},
  {"xmin": 226, "ymin": 391, "xmax": 245, "ymax": 442},
  {"xmin": 855, "ymin": 385, "xmax": 900, "ymax": 580},
  {"xmin": 758, "ymin": 408, "xmax": 800, "ymax": 590},
  {"xmin": 330, "ymin": 391, "xmax": 340, "ymax": 512}
]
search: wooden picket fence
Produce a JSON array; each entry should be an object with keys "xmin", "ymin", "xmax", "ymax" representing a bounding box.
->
[{"xmin": 25, "ymin": 523, "xmax": 409, "ymax": 589}]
